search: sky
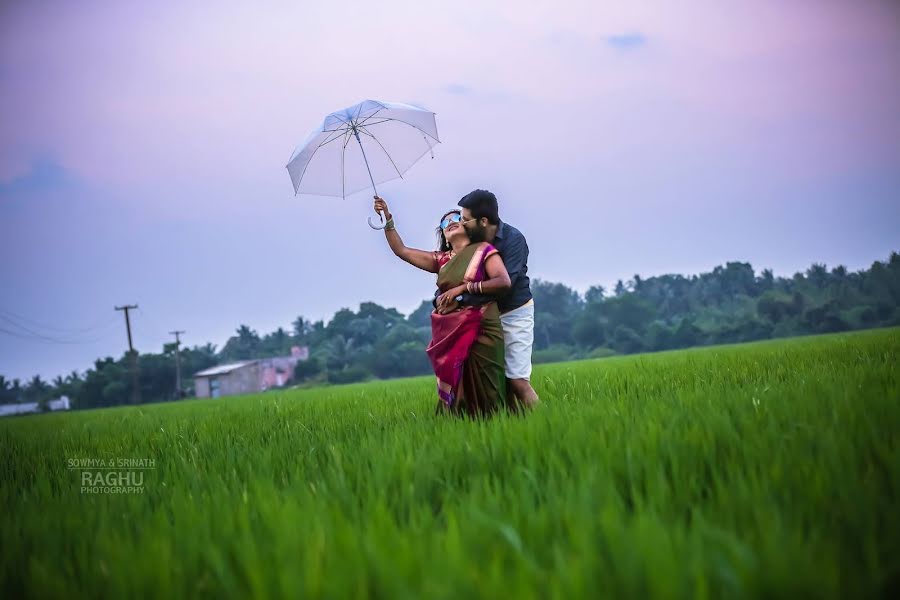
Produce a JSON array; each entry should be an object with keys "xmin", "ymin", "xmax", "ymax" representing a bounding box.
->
[{"xmin": 1, "ymin": 0, "xmax": 899, "ymax": 382}]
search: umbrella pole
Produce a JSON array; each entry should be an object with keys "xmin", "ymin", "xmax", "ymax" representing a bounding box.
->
[{"xmin": 353, "ymin": 128, "xmax": 386, "ymax": 230}]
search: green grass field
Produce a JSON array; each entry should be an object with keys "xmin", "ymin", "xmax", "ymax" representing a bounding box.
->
[{"xmin": 2, "ymin": 328, "xmax": 898, "ymax": 598}]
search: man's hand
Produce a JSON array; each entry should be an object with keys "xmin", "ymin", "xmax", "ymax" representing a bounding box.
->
[
  {"xmin": 373, "ymin": 196, "xmax": 392, "ymax": 222},
  {"xmin": 435, "ymin": 285, "xmax": 464, "ymax": 314},
  {"xmin": 436, "ymin": 297, "xmax": 459, "ymax": 314}
]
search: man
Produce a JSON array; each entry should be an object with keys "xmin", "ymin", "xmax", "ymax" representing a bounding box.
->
[{"xmin": 435, "ymin": 189, "xmax": 539, "ymax": 408}]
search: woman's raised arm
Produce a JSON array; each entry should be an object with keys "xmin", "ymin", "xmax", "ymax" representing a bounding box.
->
[{"xmin": 374, "ymin": 196, "xmax": 438, "ymax": 273}]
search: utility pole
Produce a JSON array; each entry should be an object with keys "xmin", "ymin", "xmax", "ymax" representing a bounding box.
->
[
  {"xmin": 169, "ymin": 330, "xmax": 185, "ymax": 399},
  {"xmin": 115, "ymin": 304, "xmax": 140, "ymax": 405}
]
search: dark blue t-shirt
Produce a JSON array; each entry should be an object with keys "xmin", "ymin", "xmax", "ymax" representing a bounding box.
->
[{"xmin": 489, "ymin": 221, "xmax": 532, "ymax": 313}]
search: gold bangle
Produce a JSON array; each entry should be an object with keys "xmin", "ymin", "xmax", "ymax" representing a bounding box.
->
[{"xmin": 384, "ymin": 217, "xmax": 395, "ymax": 231}]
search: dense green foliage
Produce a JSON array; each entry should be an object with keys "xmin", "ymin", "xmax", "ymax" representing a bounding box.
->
[
  {"xmin": 2, "ymin": 253, "xmax": 898, "ymax": 408},
  {"xmin": 1, "ymin": 329, "xmax": 897, "ymax": 598}
]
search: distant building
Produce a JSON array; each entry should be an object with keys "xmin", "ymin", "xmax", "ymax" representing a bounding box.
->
[
  {"xmin": 193, "ymin": 346, "xmax": 308, "ymax": 399},
  {"xmin": 0, "ymin": 395, "xmax": 71, "ymax": 418}
]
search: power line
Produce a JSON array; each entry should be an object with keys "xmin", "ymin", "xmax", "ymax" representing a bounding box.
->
[
  {"xmin": 0, "ymin": 318, "xmax": 119, "ymax": 345},
  {"xmin": 130, "ymin": 308, "xmax": 174, "ymax": 350},
  {"xmin": 0, "ymin": 307, "xmax": 119, "ymax": 335},
  {"xmin": 0, "ymin": 317, "xmax": 109, "ymax": 344}
]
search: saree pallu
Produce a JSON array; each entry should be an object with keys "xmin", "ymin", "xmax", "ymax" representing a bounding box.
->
[{"xmin": 426, "ymin": 242, "xmax": 517, "ymax": 418}]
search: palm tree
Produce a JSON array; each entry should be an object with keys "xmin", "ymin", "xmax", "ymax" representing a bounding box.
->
[
  {"xmin": 24, "ymin": 375, "xmax": 52, "ymax": 408},
  {"xmin": 322, "ymin": 337, "xmax": 355, "ymax": 371}
]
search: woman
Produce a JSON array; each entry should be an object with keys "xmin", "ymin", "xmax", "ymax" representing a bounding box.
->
[{"xmin": 374, "ymin": 196, "xmax": 520, "ymax": 418}]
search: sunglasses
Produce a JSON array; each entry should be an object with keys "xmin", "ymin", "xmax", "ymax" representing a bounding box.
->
[
  {"xmin": 440, "ymin": 214, "xmax": 476, "ymax": 229},
  {"xmin": 440, "ymin": 214, "xmax": 462, "ymax": 229}
]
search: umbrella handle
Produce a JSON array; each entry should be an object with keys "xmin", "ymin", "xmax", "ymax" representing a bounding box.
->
[
  {"xmin": 367, "ymin": 214, "xmax": 387, "ymax": 230},
  {"xmin": 356, "ymin": 132, "xmax": 386, "ymax": 231}
]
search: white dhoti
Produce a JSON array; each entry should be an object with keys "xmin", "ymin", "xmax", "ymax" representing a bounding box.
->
[{"xmin": 499, "ymin": 298, "xmax": 535, "ymax": 380}]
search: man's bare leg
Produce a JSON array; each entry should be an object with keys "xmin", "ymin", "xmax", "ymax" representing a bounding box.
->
[{"xmin": 509, "ymin": 377, "xmax": 539, "ymax": 409}]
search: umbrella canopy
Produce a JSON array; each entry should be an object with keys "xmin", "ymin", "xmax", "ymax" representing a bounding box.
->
[{"xmin": 286, "ymin": 99, "xmax": 440, "ymax": 202}]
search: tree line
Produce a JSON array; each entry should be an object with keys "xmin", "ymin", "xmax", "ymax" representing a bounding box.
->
[{"xmin": 2, "ymin": 252, "xmax": 898, "ymax": 410}]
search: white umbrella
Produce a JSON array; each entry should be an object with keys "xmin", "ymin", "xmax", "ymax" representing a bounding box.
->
[{"xmin": 286, "ymin": 99, "xmax": 440, "ymax": 229}]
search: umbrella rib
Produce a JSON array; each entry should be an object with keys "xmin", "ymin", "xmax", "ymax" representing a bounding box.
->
[
  {"xmin": 290, "ymin": 125, "xmax": 350, "ymax": 194},
  {"xmin": 362, "ymin": 118, "xmax": 437, "ymax": 160},
  {"xmin": 357, "ymin": 116, "xmax": 440, "ymax": 142},
  {"xmin": 351, "ymin": 118, "xmax": 391, "ymax": 127},
  {"xmin": 342, "ymin": 128, "xmax": 353, "ymax": 149},
  {"xmin": 355, "ymin": 107, "xmax": 385, "ymax": 128},
  {"xmin": 354, "ymin": 102, "xmax": 366, "ymax": 123},
  {"xmin": 341, "ymin": 128, "xmax": 352, "ymax": 199},
  {"xmin": 318, "ymin": 128, "xmax": 349, "ymax": 147},
  {"xmin": 358, "ymin": 127, "xmax": 404, "ymax": 179},
  {"xmin": 323, "ymin": 112, "xmax": 351, "ymax": 131},
  {"xmin": 330, "ymin": 113, "xmax": 350, "ymax": 126}
]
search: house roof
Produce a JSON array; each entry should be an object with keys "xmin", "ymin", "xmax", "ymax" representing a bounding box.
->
[{"xmin": 193, "ymin": 361, "xmax": 257, "ymax": 378}]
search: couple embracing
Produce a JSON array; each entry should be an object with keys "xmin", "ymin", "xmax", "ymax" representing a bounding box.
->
[{"xmin": 375, "ymin": 189, "xmax": 539, "ymax": 418}]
